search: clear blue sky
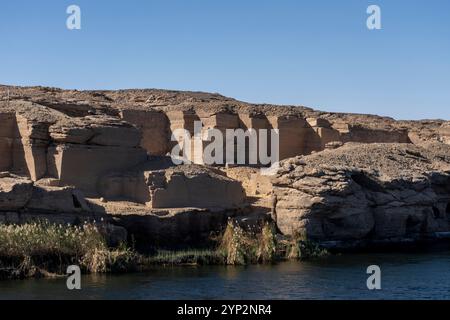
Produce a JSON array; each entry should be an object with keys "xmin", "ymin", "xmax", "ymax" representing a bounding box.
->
[{"xmin": 0, "ymin": 0, "xmax": 449, "ymax": 120}]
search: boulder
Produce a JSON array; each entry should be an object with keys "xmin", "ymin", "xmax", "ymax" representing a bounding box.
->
[
  {"xmin": 149, "ymin": 165, "xmax": 246, "ymax": 209},
  {"xmin": 272, "ymin": 143, "xmax": 450, "ymax": 246},
  {"xmin": 0, "ymin": 175, "xmax": 33, "ymax": 211},
  {"xmin": 27, "ymin": 184, "xmax": 91, "ymax": 213}
]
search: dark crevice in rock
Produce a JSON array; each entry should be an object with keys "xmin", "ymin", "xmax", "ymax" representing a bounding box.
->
[
  {"xmin": 72, "ymin": 194, "xmax": 82, "ymax": 209},
  {"xmin": 350, "ymin": 173, "xmax": 384, "ymax": 192},
  {"xmin": 432, "ymin": 206, "xmax": 441, "ymax": 219}
]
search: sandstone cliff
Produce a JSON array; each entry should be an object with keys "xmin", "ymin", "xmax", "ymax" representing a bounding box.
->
[{"xmin": 0, "ymin": 85, "xmax": 449, "ymax": 250}]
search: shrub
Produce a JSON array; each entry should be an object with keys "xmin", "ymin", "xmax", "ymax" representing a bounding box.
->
[
  {"xmin": 218, "ymin": 221, "xmax": 251, "ymax": 265},
  {"xmin": 257, "ymin": 223, "xmax": 277, "ymax": 263},
  {"xmin": 218, "ymin": 220, "xmax": 278, "ymax": 265}
]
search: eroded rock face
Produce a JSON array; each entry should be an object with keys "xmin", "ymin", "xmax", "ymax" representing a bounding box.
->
[
  {"xmin": 272, "ymin": 143, "xmax": 450, "ymax": 246},
  {"xmin": 119, "ymin": 109, "xmax": 170, "ymax": 155},
  {"xmin": 47, "ymin": 144, "xmax": 147, "ymax": 196},
  {"xmin": 3, "ymin": 86, "xmax": 446, "ymax": 169},
  {"xmin": 0, "ymin": 101, "xmax": 148, "ymax": 196},
  {"xmin": 50, "ymin": 116, "xmax": 142, "ymax": 147},
  {"xmin": 0, "ymin": 85, "xmax": 449, "ymax": 250}
]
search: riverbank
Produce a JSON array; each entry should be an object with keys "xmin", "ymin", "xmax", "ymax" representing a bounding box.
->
[
  {"xmin": 0, "ymin": 220, "xmax": 329, "ymax": 280},
  {"xmin": 0, "ymin": 221, "xmax": 142, "ymax": 279}
]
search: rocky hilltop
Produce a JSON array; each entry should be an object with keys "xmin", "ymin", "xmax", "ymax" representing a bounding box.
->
[{"xmin": 0, "ymin": 85, "xmax": 449, "ymax": 250}]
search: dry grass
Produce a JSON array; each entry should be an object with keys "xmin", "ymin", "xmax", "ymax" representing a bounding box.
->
[
  {"xmin": 0, "ymin": 221, "xmax": 140, "ymax": 278},
  {"xmin": 218, "ymin": 221, "xmax": 251, "ymax": 265},
  {"xmin": 257, "ymin": 223, "xmax": 277, "ymax": 263},
  {"xmin": 286, "ymin": 229, "xmax": 329, "ymax": 260},
  {"xmin": 218, "ymin": 220, "xmax": 278, "ymax": 265},
  {"xmin": 0, "ymin": 220, "xmax": 329, "ymax": 279}
]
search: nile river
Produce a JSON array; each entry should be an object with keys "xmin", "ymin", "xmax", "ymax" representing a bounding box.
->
[{"xmin": 1, "ymin": 249, "xmax": 450, "ymax": 300}]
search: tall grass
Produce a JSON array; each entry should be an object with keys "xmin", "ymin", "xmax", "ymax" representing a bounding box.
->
[
  {"xmin": 286, "ymin": 230, "xmax": 329, "ymax": 260},
  {"xmin": 257, "ymin": 223, "xmax": 277, "ymax": 263},
  {"xmin": 0, "ymin": 220, "xmax": 330, "ymax": 279},
  {"xmin": 217, "ymin": 222, "xmax": 328, "ymax": 265},
  {"xmin": 218, "ymin": 221, "xmax": 278, "ymax": 265},
  {"xmin": 0, "ymin": 221, "xmax": 139, "ymax": 278}
]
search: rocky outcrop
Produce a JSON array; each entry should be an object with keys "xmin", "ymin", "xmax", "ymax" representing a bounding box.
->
[
  {"xmin": 98, "ymin": 163, "xmax": 245, "ymax": 209},
  {"xmin": 0, "ymin": 101, "xmax": 148, "ymax": 195},
  {"xmin": 113, "ymin": 207, "xmax": 246, "ymax": 249},
  {"xmin": 0, "ymin": 174, "xmax": 33, "ymax": 210},
  {"xmin": 0, "ymin": 173, "xmax": 93, "ymax": 214},
  {"xmin": 27, "ymin": 183, "xmax": 91, "ymax": 213},
  {"xmin": 272, "ymin": 143, "xmax": 450, "ymax": 248},
  {"xmin": 0, "ymin": 85, "xmax": 449, "ymax": 250},
  {"xmin": 148, "ymin": 166, "xmax": 245, "ymax": 209}
]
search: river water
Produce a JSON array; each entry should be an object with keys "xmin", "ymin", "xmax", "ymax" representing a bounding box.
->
[{"xmin": 1, "ymin": 249, "xmax": 450, "ymax": 300}]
